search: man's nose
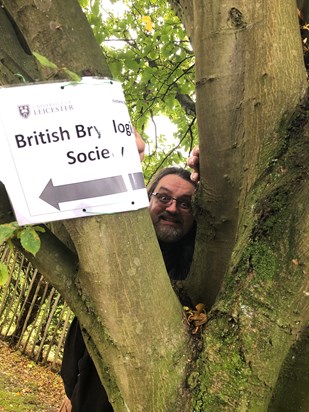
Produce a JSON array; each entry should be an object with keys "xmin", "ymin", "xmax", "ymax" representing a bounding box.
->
[{"xmin": 165, "ymin": 199, "xmax": 178, "ymax": 213}]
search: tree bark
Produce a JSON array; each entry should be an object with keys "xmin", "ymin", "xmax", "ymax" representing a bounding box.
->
[
  {"xmin": 0, "ymin": 1, "xmax": 192, "ymax": 410},
  {"xmin": 172, "ymin": 0, "xmax": 309, "ymax": 409},
  {"xmin": 3, "ymin": 0, "xmax": 110, "ymax": 79},
  {"xmin": 181, "ymin": 0, "xmax": 307, "ymax": 305},
  {"xmin": 1, "ymin": 0, "xmax": 309, "ymax": 410}
]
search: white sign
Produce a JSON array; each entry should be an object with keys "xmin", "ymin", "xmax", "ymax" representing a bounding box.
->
[{"xmin": 0, "ymin": 78, "xmax": 149, "ymax": 225}]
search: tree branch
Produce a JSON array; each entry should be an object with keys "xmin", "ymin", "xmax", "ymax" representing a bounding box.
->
[{"xmin": 2, "ymin": 0, "xmax": 111, "ymax": 79}]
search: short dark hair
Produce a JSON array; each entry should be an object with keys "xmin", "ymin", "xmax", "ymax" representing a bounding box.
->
[{"xmin": 147, "ymin": 167, "xmax": 197, "ymax": 199}]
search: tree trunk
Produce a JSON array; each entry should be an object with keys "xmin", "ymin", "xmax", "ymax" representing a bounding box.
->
[
  {"xmin": 0, "ymin": 1, "xmax": 192, "ymax": 410},
  {"xmin": 172, "ymin": 0, "xmax": 309, "ymax": 409},
  {"xmin": 0, "ymin": 0, "xmax": 308, "ymax": 411},
  {"xmin": 2, "ymin": 0, "xmax": 110, "ymax": 80},
  {"xmin": 179, "ymin": 0, "xmax": 307, "ymax": 307}
]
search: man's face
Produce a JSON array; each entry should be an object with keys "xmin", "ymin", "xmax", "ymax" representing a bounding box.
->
[{"xmin": 149, "ymin": 174, "xmax": 195, "ymax": 243}]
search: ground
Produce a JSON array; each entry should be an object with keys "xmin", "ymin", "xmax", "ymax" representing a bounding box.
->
[{"xmin": 0, "ymin": 340, "xmax": 65, "ymax": 412}]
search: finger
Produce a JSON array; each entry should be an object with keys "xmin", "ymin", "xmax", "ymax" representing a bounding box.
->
[
  {"xmin": 191, "ymin": 146, "xmax": 199, "ymax": 157},
  {"xmin": 190, "ymin": 171, "xmax": 199, "ymax": 183},
  {"xmin": 187, "ymin": 156, "xmax": 198, "ymax": 168},
  {"xmin": 134, "ymin": 128, "xmax": 145, "ymax": 161}
]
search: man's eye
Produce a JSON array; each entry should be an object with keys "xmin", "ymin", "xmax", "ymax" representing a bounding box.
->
[
  {"xmin": 179, "ymin": 201, "xmax": 190, "ymax": 209},
  {"xmin": 160, "ymin": 195, "xmax": 170, "ymax": 202}
]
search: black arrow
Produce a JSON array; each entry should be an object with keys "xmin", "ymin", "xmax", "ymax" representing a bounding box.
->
[{"xmin": 39, "ymin": 172, "xmax": 145, "ymax": 210}]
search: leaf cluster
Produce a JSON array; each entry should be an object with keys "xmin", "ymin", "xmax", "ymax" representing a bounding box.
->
[{"xmin": 80, "ymin": 0, "xmax": 198, "ymax": 181}]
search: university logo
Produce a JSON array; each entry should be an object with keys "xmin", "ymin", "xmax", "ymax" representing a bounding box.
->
[{"xmin": 18, "ymin": 105, "xmax": 30, "ymax": 118}]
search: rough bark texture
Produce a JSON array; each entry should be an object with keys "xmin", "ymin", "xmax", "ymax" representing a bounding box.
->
[
  {"xmin": 2, "ymin": 0, "xmax": 110, "ymax": 80},
  {"xmin": 0, "ymin": 0, "xmax": 309, "ymax": 411},
  {"xmin": 0, "ymin": 7, "xmax": 38, "ymax": 84},
  {"xmin": 190, "ymin": 116, "xmax": 309, "ymax": 410},
  {"xmin": 0, "ymin": 1, "xmax": 192, "ymax": 410},
  {"xmin": 182, "ymin": 0, "xmax": 307, "ymax": 305},
  {"xmin": 63, "ymin": 212, "xmax": 192, "ymax": 411},
  {"xmin": 172, "ymin": 0, "xmax": 309, "ymax": 410}
]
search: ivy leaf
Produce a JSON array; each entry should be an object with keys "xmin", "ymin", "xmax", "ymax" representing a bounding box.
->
[
  {"xmin": 0, "ymin": 263, "xmax": 9, "ymax": 286},
  {"xmin": 20, "ymin": 227, "xmax": 41, "ymax": 256},
  {"xmin": 0, "ymin": 222, "xmax": 19, "ymax": 245},
  {"xmin": 33, "ymin": 52, "xmax": 58, "ymax": 69}
]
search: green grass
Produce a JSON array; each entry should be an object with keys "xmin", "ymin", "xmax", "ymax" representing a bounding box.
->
[{"xmin": 0, "ymin": 373, "xmax": 48, "ymax": 412}]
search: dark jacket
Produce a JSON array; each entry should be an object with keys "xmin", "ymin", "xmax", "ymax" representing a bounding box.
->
[
  {"xmin": 61, "ymin": 227, "xmax": 196, "ymax": 411},
  {"xmin": 61, "ymin": 317, "xmax": 113, "ymax": 411}
]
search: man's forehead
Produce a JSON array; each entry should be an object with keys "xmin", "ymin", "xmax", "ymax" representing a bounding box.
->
[{"xmin": 155, "ymin": 174, "xmax": 195, "ymax": 195}]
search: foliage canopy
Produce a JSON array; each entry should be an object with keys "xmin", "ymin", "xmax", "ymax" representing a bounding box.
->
[{"xmin": 81, "ymin": 0, "xmax": 197, "ymax": 182}]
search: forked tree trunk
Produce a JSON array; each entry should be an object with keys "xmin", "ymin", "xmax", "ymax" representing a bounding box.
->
[
  {"xmin": 171, "ymin": 0, "xmax": 309, "ymax": 409},
  {"xmin": 0, "ymin": 0, "xmax": 308, "ymax": 410},
  {"xmin": 0, "ymin": 1, "xmax": 192, "ymax": 410},
  {"xmin": 177, "ymin": 0, "xmax": 307, "ymax": 306}
]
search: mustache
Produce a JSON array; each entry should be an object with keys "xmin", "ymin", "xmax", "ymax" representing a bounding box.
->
[{"xmin": 158, "ymin": 211, "xmax": 183, "ymax": 224}]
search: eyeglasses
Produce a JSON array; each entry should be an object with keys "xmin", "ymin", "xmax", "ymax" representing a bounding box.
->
[{"xmin": 151, "ymin": 192, "xmax": 192, "ymax": 211}]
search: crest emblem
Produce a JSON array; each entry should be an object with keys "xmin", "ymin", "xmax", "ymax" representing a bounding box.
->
[{"xmin": 18, "ymin": 105, "xmax": 30, "ymax": 118}]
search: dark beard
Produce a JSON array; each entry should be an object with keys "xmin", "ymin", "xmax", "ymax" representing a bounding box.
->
[
  {"xmin": 159, "ymin": 221, "xmax": 197, "ymax": 281},
  {"xmin": 154, "ymin": 221, "xmax": 184, "ymax": 242}
]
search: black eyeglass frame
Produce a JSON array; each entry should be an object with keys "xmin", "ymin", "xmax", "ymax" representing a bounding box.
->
[{"xmin": 151, "ymin": 192, "xmax": 192, "ymax": 211}]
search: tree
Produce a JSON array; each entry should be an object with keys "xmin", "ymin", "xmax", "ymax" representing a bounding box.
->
[
  {"xmin": 0, "ymin": 0, "xmax": 308, "ymax": 411},
  {"xmin": 86, "ymin": 0, "xmax": 197, "ymax": 180}
]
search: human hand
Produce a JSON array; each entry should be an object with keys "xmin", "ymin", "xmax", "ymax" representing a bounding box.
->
[
  {"xmin": 134, "ymin": 128, "xmax": 145, "ymax": 161},
  {"xmin": 187, "ymin": 146, "xmax": 199, "ymax": 182},
  {"xmin": 58, "ymin": 396, "xmax": 72, "ymax": 412}
]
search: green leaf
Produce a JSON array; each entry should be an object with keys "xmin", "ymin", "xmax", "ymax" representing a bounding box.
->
[
  {"xmin": 32, "ymin": 226, "xmax": 46, "ymax": 233},
  {"xmin": 165, "ymin": 94, "xmax": 176, "ymax": 110},
  {"xmin": 33, "ymin": 52, "xmax": 58, "ymax": 69},
  {"xmin": 124, "ymin": 58, "xmax": 140, "ymax": 71},
  {"xmin": 63, "ymin": 68, "xmax": 81, "ymax": 82},
  {"xmin": 78, "ymin": 0, "xmax": 89, "ymax": 8},
  {"xmin": 141, "ymin": 67, "xmax": 154, "ymax": 83},
  {"xmin": 0, "ymin": 263, "xmax": 9, "ymax": 286},
  {"xmin": 20, "ymin": 228, "xmax": 41, "ymax": 256},
  {"xmin": 109, "ymin": 60, "xmax": 123, "ymax": 78},
  {"xmin": 83, "ymin": 0, "xmax": 197, "ymax": 176},
  {"xmin": 0, "ymin": 222, "xmax": 19, "ymax": 245}
]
